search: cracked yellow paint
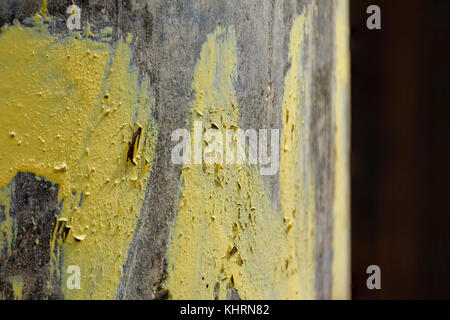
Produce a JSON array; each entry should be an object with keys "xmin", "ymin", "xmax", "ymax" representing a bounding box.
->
[
  {"xmin": 332, "ymin": 0, "xmax": 351, "ymax": 300},
  {"xmin": 166, "ymin": 11, "xmax": 316, "ymax": 300},
  {"xmin": 0, "ymin": 21, "xmax": 157, "ymax": 299}
]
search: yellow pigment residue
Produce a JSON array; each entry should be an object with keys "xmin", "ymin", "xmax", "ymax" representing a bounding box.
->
[
  {"xmin": 332, "ymin": 0, "xmax": 351, "ymax": 300},
  {"xmin": 0, "ymin": 22, "xmax": 157, "ymax": 299},
  {"xmin": 39, "ymin": 0, "xmax": 51, "ymax": 21},
  {"xmin": 166, "ymin": 15, "xmax": 316, "ymax": 299},
  {"xmin": 9, "ymin": 276, "xmax": 24, "ymax": 300},
  {"xmin": 0, "ymin": 184, "xmax": 15, "ymax": 253}
]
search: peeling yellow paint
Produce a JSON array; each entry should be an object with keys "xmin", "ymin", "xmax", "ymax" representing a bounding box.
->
[
  {"xmin": 166, "ymin": 11, "xmax": 316, "ymax": 300},
  {"xmin": 0, "ymin": 21, "xmax": 157, "ymax": 299},
  {"xmin": 279, "ymin": 11, "xmax": 316, "ymax": 300},
  {"xmin": 0, "ymin": 2, "xmax": 348, "ymax": 300},
  {"xmin": 332, "ymin": 0, "xmax": 351, "ymax": 300}
]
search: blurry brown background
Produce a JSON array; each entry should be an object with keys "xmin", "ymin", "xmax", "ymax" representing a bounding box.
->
[{"xmin": 351, "ymin": 0, "xmax": 450, "ymax": 299}]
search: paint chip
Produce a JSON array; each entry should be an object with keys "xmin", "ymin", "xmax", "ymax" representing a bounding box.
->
[{"xmin": 74, "ymin": 234, "xmax": 86, "ymax": 241}]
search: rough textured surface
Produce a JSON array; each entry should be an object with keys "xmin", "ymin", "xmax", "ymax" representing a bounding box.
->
[
  {"xmin": 0, "ymin": 0, "xmax": 349, "ymax": 299},
  {"xmin": 0, "ymin": 173, "xmax": 63, "ymax": 299}
]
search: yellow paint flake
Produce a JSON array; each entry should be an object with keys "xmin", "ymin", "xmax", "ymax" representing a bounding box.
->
[{"xmin": 74, "ymin": 234, "xmax": 87, "ymax": 241}]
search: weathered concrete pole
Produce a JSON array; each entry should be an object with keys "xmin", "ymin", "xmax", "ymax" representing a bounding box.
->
[{"xmin": 0, "ymin": 0, "xmax": 350, "ymax": 299}]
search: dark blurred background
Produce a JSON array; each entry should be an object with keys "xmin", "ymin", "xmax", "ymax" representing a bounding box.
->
[{"xmin": 351, "ymin": 0, "xmax": 450, "ymax": 299}]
